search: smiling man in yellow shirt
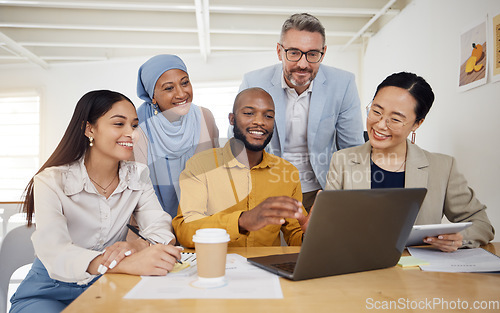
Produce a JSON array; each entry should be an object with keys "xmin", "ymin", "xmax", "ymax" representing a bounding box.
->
[{"xmin": 172, "ymin": 88, "xmax": 309, "ymax": 247}]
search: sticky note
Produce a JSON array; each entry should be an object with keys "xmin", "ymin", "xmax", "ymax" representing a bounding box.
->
[
  {"xmin": 170, "ymin": 262, "xmax": 191, "ymax": 273},
  {"xmin": 397, "ymin": 256, "xmax": 429, "ymax": 268}
]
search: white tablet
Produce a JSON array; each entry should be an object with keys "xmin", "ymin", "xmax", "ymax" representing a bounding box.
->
[{"xmin": 405, "ymin": 222, "xmax": 473, "ymax": 247}]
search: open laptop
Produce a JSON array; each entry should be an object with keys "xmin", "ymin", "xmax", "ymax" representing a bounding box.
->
[{"xmin": 247, "ymin": 188, "xmax": 427, "ymax": 281}]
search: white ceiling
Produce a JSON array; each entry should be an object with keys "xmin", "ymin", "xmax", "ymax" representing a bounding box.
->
[{"xmin": 0, "ymin": 0, "xmax": 410, "ymax": 69}]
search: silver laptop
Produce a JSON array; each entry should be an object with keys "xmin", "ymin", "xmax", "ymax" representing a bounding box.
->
[{"xmin": 247, "ymin": 188, "xmax": 427, "ymax": 281}]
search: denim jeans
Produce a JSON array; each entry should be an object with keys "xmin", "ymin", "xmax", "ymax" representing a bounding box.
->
[{"xmin": 9, "ymin": 258, "xmax": 99, "ymax": 313}]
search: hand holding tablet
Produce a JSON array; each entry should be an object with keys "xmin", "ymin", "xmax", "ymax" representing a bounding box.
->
[{"xmin": 405, "ymin": 222, "xmax": 473, "ymax": 247}]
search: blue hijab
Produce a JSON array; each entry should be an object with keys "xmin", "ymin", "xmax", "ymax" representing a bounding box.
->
[{"xmin": 137, "ymin": 54, "xmax": 201, "ymax": 218}]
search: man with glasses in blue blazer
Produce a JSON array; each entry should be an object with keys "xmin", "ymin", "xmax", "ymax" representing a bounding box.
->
[{"xmin": 239, "ymin": 13, "xmax": 364, "ymax": 211}]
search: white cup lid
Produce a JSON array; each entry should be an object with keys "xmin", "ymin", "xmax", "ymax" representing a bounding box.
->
[{"xmin": 192, "ymin": 228, "xmax": 230, "ymax": 244}]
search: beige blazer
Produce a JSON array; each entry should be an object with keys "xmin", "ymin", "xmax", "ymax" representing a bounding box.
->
[{"xmin": 325, "ymin": 140, "xmax": 494, "ymax": 248}]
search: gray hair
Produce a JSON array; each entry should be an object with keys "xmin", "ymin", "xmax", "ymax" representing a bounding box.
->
[{"xmin": 280, "ymin": 13, "xmax": 326, "ymax": 46}]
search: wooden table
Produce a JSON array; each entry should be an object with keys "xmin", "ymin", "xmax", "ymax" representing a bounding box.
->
[{"xmin": 63, "ymin": 244, "xmax": 500, "ymax": 313}]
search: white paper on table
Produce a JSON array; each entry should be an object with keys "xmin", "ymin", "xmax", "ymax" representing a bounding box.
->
[
  {"xmin": 408, "ymin": 247, "xmax": 500, "ymax": 273},
  {"xmin": 124, "ymin": 253, "xmax": 283, "ymax": 299}
]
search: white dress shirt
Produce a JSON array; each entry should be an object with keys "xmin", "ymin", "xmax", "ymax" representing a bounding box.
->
[
  {"xmin": 32, "ymin": 157, "xmax": 175, "ymax": 284},
  {"xmin": 281, "ymin": 76, "xmax": 322, "ymax": 193}
]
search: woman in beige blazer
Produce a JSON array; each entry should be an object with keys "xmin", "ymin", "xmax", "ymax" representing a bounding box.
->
[{"xmin": 325, "ymin": 72, "xmax": 494, "ymax": 251}]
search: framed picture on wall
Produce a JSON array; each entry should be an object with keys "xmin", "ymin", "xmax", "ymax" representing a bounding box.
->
[
  {"xmin": 458, "ymin": 17, "xmax": 487, "ymax": 92},
  {"xmin": 490, "ymin": 11, "xmax": 500, "ymax": 83}
]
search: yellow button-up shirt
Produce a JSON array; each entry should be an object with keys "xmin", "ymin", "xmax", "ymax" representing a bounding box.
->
[{"xmin": 173, "ymin": 139, "xmax": 305, "ymax": 247}]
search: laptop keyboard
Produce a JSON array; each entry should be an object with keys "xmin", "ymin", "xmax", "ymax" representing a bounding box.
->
[{"xmin": 272, "ymin": 262, "xmax": 296, "ymax": 273}]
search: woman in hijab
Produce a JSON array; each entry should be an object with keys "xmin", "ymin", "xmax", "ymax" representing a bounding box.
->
[{"xmin": 135, "ymin": 54, "xmax": 219, "ymax": 219}]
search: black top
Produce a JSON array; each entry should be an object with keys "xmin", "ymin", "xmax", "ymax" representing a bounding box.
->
[{"xmin": 371, "ymin": 160, "xmax": 405, "ymax": 189}]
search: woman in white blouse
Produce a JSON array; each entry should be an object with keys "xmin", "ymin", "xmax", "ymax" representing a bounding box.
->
[{"xmin": 10, "ymin": 90, "xmax": 181, "ymax": 313}]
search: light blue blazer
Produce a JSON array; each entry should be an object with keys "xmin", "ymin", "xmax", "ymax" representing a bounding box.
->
[{"xmin": 239, "ymin": 63, "xmax": 364, "ymax": 188}]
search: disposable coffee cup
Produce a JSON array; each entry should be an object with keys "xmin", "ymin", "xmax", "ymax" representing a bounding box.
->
[{"xmin": 192, "ymin": 228, "xmax": 230, "ymax": 288}]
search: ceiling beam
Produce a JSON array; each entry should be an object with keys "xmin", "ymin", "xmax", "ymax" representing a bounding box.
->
[
  {"xmin": 0, "ymin": 1, "xmax": 399, "ymax": 16},
  {"xmin": 194, "ymin": 0, "xmax": 210, "ymax": 61},
  {"xmin": 0, "ymin": 22, "xmax": 198, "ymax": 33},
  {"xmin": 203, "ymin": 0, "xmax": 210, "ymax": 55},
  {"xmin": 209, "ymin": 5, "xmax": 400, "ymax": 17},
  {"xmin": 0, "ymin": 31, "xmax": 48, "ymax": 69},
  {"xmin": 210, "ymin": 29, "xmax": 359, "ymax": 37},
  {"xmin": 19, "ymin": 42, "xmax": 200, "ymax": 50},
  {"xmin": 341, "ymin": 0, "xmax": 397, "ymax": 50},
  {"xmin": 42, "ymin": 56, "xmax": 107, "ymax": 61},
  {"xmin": 0, "ymin": 1, "xmax": 195, "ymax": 12}
]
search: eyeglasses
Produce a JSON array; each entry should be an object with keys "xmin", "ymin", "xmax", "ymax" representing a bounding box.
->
[
  {"xmin": 279, "ymin": 44, "xmax": 324, "ymax": 63},
  {"xmin": 366, "ymin": 103, "xmax": 410, "ymax": 131}
]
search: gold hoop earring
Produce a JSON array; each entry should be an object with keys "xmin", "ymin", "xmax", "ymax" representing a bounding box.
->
[
  {"xmin": 411, "ymin": 131, "xmax": 416, "ymax": 144},
  {"xmin": 89, "ymin": 136, "xmax": 94, "ymax": 147}
]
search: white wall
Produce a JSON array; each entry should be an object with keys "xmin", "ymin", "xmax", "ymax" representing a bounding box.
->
[{"xmin": 363, "ymin": 0, "xmax": 500, "ymax": 234}]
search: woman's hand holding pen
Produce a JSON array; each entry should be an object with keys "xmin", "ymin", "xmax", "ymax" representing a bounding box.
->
[
  {"xmin": 108, "ymin": 244, "xmax": 183, "ymax": 276},
  {"xmin": 92, "ymin": 223, "xmax": 183, "ymax": 276}
]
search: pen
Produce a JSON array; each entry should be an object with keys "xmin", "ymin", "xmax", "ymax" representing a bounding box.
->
[{"xmin": 126, "ymin": 224, "xmax": 182, "ymax": 264}]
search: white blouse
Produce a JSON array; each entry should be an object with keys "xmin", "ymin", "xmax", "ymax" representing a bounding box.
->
[{"xmin": 32, "ymin": 157, "xmax": 175, "ymax": 284}]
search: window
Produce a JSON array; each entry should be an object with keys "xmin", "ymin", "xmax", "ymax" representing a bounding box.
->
[
  {"xmin": 0, "ymin": 93, "xmax": 40, "ymax": 201},
  {"xmin": 193, "ymin": 82, "xmax": 239, "ymax": 140}
]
